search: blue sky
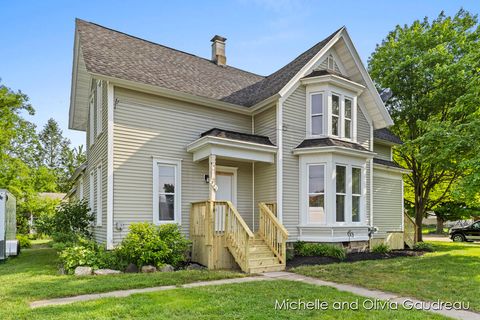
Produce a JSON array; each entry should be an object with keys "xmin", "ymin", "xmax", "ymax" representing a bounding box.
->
[{"xmin": 1, "ymin": 0, "xmax": 479, "ymax": 148}]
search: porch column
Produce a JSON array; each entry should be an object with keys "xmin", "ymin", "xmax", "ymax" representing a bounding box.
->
[{"xmin": 209, "ymin": 154, "xmax": 217, "ymax": 201}]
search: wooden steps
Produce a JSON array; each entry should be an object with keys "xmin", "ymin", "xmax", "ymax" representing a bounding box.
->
[{"xmin": 243, "ymin": 235, "xmax": 285, "ymax": 273}]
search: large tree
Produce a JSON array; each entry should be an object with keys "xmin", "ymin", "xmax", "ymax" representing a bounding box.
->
[{"xmin": 368, "ymin": 10, "xmax": 480, "ymax": 241}]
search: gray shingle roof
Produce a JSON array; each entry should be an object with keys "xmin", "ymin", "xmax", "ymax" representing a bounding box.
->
[
  {"xmin": 201, "ymin": 128, "xmax": 275, "ymax": 146},
  {"xmin": 295, "ymin": 138, "xmax": 369, "ymax": 152},
  {"xmin": 76, "ymin": 19, "xmax": 342, "ymax": 107},
  {"xmin": 373, "ymin": 128, "xmax": 403, "ymax": 144},
  {"xmin": 373, "ymin": 158, "xmax": 404, "ymax": 169}
]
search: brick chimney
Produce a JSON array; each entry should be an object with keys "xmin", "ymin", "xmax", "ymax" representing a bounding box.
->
[{"xmin": 211, "ymin": 35, "xmax": 227, "ymax": 66}]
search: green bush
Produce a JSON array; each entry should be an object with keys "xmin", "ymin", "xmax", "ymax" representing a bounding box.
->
[
  {"xmin": 413, "ymin": 242, "xmax": 434, "ymax": 252},
  {"xmin": 117, "ymin": 222, "xmax": 190, "ymax": 268},
  {"xmin": 16, "ymin": 234, "xmax": 31, "ymax": 248},
  {"xmin": 58, "ymin": 238, "xmax": 124, "ymax": 274},
  {"xmin": 294, "ymin": 242, "xmax": 347, "ymax": 260},
  {"xmin": 37, "ymin": 200, "xmax": 94, "ymax": 242},
  {"xmin": 371, "ymin": 243, "xmax": 391, "ymax": 254}
]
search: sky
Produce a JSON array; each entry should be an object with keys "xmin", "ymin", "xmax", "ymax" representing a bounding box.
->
[{"xmin": 1, "ymin": 0, "xmax": 479, "ymax": 148}]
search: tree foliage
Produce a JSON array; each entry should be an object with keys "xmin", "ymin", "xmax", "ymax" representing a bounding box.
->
[{"xmin": 368, "ymin": 10, "xmax": 480, "ymax": 240}]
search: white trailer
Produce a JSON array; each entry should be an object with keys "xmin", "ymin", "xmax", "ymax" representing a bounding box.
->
[{"xmin": 0, "ymin": 189, "xmax": 17, "ymax": 260}]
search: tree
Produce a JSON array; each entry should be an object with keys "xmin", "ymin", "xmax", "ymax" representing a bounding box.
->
[
  {"xmin": 433, "ymin": 201, "xmax": 480, "ymax": 234},
  {"xmin": 38, "ymin": 118, "xmax": 70, "ymax": 170},
  {"xmin": 60, "ymin": 144, "xmax": 86, "ymax": 192},
  {"xmin": 368, "ymin": 10, "xmax": 480, "ymax": 241}
]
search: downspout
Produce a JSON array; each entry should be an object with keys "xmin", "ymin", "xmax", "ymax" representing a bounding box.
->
[
  {"xmin": 106, "ymin": 82, "xmax": 114, "ymax": 250},
  {"xmin": 252, "ymin": 114, "xmax": 255, "ymax": 232}
]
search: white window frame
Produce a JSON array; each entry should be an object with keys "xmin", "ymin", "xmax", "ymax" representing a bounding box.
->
[
  {"xmin": 96, "ymin": 80, "xmax": 103, "ymax": 136},
  {"xmin": 335, "ymin": 164, "xmax": 347, "ymax": 222},
  {"xmin": 79, "ymin": 175, "xmax": 84, "ymax": 200},
  {"xmin": 96, "ymin": 163, "xmax": 102, "ymax": 227},
  {"xmin": 305, "ymin": 84, "xmax": 358, "ymax": 142},
  {"xmin": 89, "ymin": 94, "xmax": 94, "ymax": 146},
  {"xmin": 152, "ymin": 158, "xmax": 182, "ymax": 225},
  {"xmin": 307, "ymin": 92, "xmax": 326, "ymax": 137},
  {"xmin": 307, "ymin": 163, "xmax": 326, "ymax": 224},
  {"xmin": 299, "ymin": 153, "xmax": 367, "ymax": 227},
  {"xmin": 351, "ymin": 166, "xmax": 362, "ymax": 222},
  {"xmin": 89, "ymin": 170, "xmax": 95, "ymax": 213}
]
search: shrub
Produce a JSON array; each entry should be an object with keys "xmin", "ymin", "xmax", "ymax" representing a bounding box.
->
[
  {"xmin": 43, "ymin": 200, "xmax": 94, "ymax": 243},
  {"xmin": 413, "ymin": 242, "xmax": 434, "ymax": 252},
  {"xmin": 58, "ymin": 238, "xmax": 124, "ymax": 273},
  {"xmin": 16, "ymin": 234, "xmax": 31, "ymax": 248},
  {"xmin": 117, "ymin": 222, "xmax": 190, "ymax": 268},
  {"xmin": 294, "ymin": 241, "xmax": 347, "ymax": 260},
  {"xmin": 371, "ymin": 243, "xmax": 391, "ymax": 254}
]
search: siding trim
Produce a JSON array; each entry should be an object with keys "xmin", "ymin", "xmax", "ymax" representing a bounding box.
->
[
  {"xmin": 106, "ymin": 83, "xmax": 114, "ymax": 249},
  {"xmin": 276, "ymin": 98, "xmax": 284, "ymax": 222}
]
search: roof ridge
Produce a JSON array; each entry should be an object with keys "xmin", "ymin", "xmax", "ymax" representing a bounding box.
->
[{"xmin": 75, "ymin": 18, "xmax": 265, "ymax": 79}]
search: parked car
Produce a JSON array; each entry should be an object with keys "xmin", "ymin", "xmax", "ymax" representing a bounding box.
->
[{"xmin": 449, "ymin": 220, "xmax": 480, "ymax": 242}]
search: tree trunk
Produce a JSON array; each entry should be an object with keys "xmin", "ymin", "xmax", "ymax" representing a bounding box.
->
[
  {"xmin": 436, "ymin": 216, "xmax": 444, "ymax": 234},
  {"xmin": 414, "ymin": 174, "xmax": 425, "ymax": 242}
]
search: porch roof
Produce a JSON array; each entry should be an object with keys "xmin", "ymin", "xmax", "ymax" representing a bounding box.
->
[{"xmin": 187, "ymin": 129, "xmax": 277, "ymax": 163}]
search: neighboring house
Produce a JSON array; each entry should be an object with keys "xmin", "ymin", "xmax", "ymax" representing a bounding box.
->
[{"xmin": 68, "ymin": 19, "xmax": 409, "ymax": 272}]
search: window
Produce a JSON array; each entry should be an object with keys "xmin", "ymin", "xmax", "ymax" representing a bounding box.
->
[
  {"xmin": 96, "ymin": 81, "xmax": 103, "ymax": 136},
  {"xmin": 332, "ymin": 94, "xmax": 340, "ymax": 136},
  {"xmin": 89, "ymin": 170, "xmax": 95, "ymax": 212},
  {"xmin": 96, "ymin": 164, "xmax": 102, "ymax": 226},
  {"xmin": 79, "ymin": 176, "xmax": 84, "ymax": 200},
  {"xmin": 344, "ymin": 98, "xmax": 352, "ymax": 139},
  {"xmin": 153, "ymin": 159, "xmax": 181, "ymax": 224},
  {"xmin": 335, "ymin": 165, "xmax": 346, "ymax": 222},
  {"xmin": 311, "ymin": 94, "xmax": 324, "ymax": 135},
  {"xmin": 308, "ymin": 164, "xmax": 325, "ymax": 224},
  {"xmin": 89, "ymin": 95, "xmax": 94, "ymax": 146},
  {"xmin": 352, "ymin": 167, "xmax": 361, "ymax": 222},
  {"xmin": 327, "ymin": 55, "xmax": 335, "ymax": 70}
]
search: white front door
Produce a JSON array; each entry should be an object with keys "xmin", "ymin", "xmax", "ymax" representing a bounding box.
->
[{"xmin": 215, "ymin": 168, "xmax": 237, "ymax": 232}]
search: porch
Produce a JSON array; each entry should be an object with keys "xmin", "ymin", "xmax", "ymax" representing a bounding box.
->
[{"xmin": 187, "ymin": 129, "xmax": 287, "ymax": 273}]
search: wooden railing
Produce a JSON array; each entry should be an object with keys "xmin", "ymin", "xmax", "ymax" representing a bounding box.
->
[
  {"xmin": 223, "ymin": 201, "xmax": 254, "ymax": 272},
  {"xmin": 258, "ymin": 202, "xmax": 288, "ymax": 265},
  {"xmin": 190, "ymin": 200, "xmax": 254, "ymax": 273},
  {"xmin": 404, "ymin": 213, "xmax": 418, "ymax": 248},
  {"xmin": 264, "ymin": 202, "xmax": 277, "ymax": 216}
]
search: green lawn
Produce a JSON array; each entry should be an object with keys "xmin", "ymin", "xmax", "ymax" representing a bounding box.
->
[
  {"xmin": 0, "ymin": 244, "xmax": 449, "ymax": 319},
  {"xmin": 0, "ymin": 244, "xmax": 243, "ymax": 319},
  {"xmin": 293, "ymin": 241, "xmax": 480, "ymax": 311},
  {"xmin": 27, "ymin": 281, "xmax": 446, "ymax": 320}
]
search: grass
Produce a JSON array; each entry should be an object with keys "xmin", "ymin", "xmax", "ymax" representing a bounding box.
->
[
  {"xmin": 0, "ymin": 244, "xmax": 243, "ymax": 319},
  {"xmin": 26, "ymin": 281, "xmax": 446, "ymax": 320},
  {"xmin": 422, "ymin": 226, "xmax": 449, "ymax": 234},
  {"xmin": 293, "ymin": 241, "xmax": 480, "ymax": 311}
]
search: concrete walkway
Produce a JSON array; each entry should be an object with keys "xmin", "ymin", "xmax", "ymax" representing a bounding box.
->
[
  {"xmin": 263, "ymin": 272, "xmax": 480, "ymax": 320},
  {"xmin": 29, "ymin": 276, "xmax": 271, "ymax": 308},
  {"xmin": 30, "ymin": 271, "xmax": 480, "ymax": 320}
]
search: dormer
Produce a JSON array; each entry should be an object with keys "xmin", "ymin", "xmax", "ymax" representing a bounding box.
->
[{"xmin": 301, "ymin": 69, "xmax": 365, "ymax": 142}]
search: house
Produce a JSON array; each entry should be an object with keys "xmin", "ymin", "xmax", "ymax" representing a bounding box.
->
[{"xmin": 68, "ymin": 19, "xmax": 411, "ymax": 273}]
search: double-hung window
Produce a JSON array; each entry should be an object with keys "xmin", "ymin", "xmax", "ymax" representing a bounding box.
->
[
  {"xmin": 331, "ymin": 94, "xmax": 340, "ymax": 136},
  {"xmin": 89, "ymin": 95, "xmax": 94, "ymax": 146},
  {"xmin": 352, "ymin": 167, "xmax": 362, "ymax": 222},
  {"xmin": 96, "ymin": 164, "xmax": 102, "ymax": 226},
  {"xmin": 96, "ymin": 80, "xmax": 103, "ymax": 136},
  {"xmin": 310, "ymin": 93, "xmax": 324, "ymax": 136},
  {"xmin": 308, "ymin": 164, "xmax": 325, "ymax": 224},
  {"xmin": 335, "ymin": 165, "xmax": 346, "ymax": 222},
  {"xmin": 89, "ymin": 170, "xmax": 95, "ymax": 216},
  {"xmin": 344, "ymin": 98, "xmax": 352, "ymax": 139},
  {"xmin": 153, "ymin": 159, "xmax": 181, "ymax": 224}
]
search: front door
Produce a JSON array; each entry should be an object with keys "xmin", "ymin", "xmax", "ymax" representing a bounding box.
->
[{"xmin": 215, "ymin": 168, "xmax": 237, "ymax": 232}]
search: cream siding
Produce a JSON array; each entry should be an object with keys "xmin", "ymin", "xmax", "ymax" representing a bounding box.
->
[
  {"xmin": 253, "ymin": 106, "xmax": 277, "ymax": 229},
  {"xmin": 112, "ymin": 88, "xmax": 253, "ymax": 243},
  {"xmin": 282, "ymin": 86, "xmax": 307, "ymax": 240},
  {"xmin": 84, "ymin": 80, "xmax": 108, "ymax": 244},
  {"xmin": 372, "ymin": 169, "xmax": 403, "ymax": 236},
  {"xmin": 357, "ymin": 108, "xmax": 372, "ymax": 225},
  {"xmin": 374, "ymin": 143, "xmax": 392, "ymax": 161}
]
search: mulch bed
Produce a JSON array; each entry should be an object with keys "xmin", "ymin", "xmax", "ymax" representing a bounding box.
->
[{"xmin": 287, "ymin": 250, "xmax": 426, "ymax": 269}]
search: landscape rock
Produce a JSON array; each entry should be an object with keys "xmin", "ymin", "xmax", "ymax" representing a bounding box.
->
[
  {"xmin": 74, "ymin": 266, "xmax": 93, "ymax": 276},
  {"xmin": 125, "ymin": 263, "xmax": 139, "ymax": 273},
  {"xmin": 141, "ymin": 265, "xmax": 157, "ymax": 273},
  {"xmin": 158, "ymin": 264, "xmax": 174, "ymax": 272},
  {"xmin": 94, "ymin": 269, "xmax": 122, "ymax": 275},
  {"xmin": 186, "ymin": 263, "xmax": 206, "ymax": 270}
]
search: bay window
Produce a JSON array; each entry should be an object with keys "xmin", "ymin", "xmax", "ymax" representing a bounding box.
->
[
  {"xmin": 335, "ymin": 165, "xmax": 346, "ymax": 222},
  {"xmin": 344, "ymin": 98, "xmax": 352, "ymax": 139},
  {"xmin": 352, "ymin": 167, "xmax": 361, "ymax": 222},
  {"xmin": 331, "ymin": 94, "xmax": 340, "ymax": 136},
  {"xmin": 311, "ymin": 94, "xmax": 324, "ymax": 135}
]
